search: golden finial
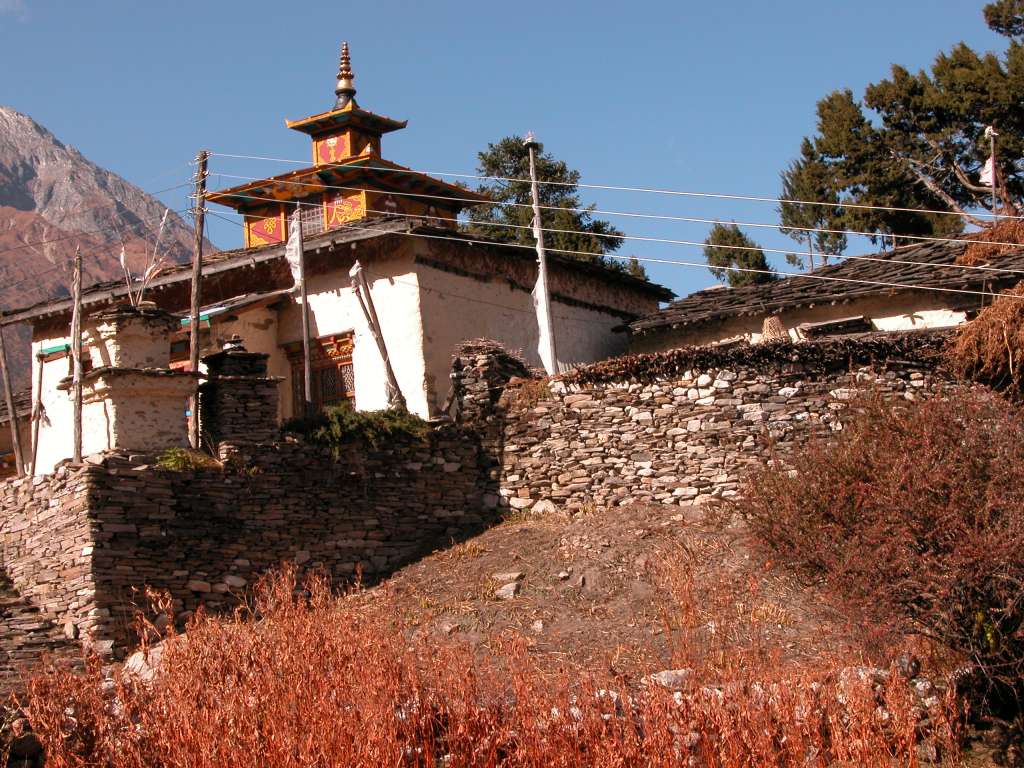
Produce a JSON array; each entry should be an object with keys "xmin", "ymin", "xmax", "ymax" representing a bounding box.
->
[{"xmin": 334, "ymin": 41, "xmax": 357, "ymax": 109}]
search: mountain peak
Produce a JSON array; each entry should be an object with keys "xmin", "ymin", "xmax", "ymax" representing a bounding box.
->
[{"xmin": 0, "ymin": 106, "xmax": 210, "ymax": 386}]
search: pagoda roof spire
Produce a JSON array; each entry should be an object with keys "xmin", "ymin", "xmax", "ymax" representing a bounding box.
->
[{"xmin": 334, "ymin": 41, "xmax": 357, "ymax": 109}]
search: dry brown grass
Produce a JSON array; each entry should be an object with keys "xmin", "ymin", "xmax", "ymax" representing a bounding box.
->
[{"xmin": 19, "ymin": 565, "xmax": 966, "ymax": 767}]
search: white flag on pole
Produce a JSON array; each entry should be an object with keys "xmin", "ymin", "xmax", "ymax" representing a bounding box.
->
[
  {"xmin": 980, "ymin": 156, "xmax": 995, "ymax": 187},
  {"xmin": 285, "ymin": 212, "xmax": 303, "ymax": 287},
  {"xmin": 531, "ymin": 214, "xmax": 558, "ymax": 375}
]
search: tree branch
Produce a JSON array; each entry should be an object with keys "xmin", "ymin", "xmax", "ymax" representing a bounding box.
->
[
  {"xmin": 901, "ymin": 155, "xmax": 987, "ymax": 227},
  {"xmin": 919, "ymin": 136, "xmax": 996, "ymax": 204}
]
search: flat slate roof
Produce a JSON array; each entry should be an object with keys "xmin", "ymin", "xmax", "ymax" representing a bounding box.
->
[{"xmin": 630, "ymin": 238, "xmax": 1024, "ymax": 336}]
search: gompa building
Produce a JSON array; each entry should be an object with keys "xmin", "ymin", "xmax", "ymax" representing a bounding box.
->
[{"xmin": 3, "ymin": 43, "xmax": 671, "ymax": 476}]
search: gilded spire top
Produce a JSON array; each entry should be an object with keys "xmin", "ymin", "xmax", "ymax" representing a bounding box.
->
[{"xmin": 334, "ymin": 41, "xmax": 357, "ymax": 109}]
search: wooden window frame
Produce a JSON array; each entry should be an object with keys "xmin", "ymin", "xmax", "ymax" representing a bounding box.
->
[{"xmin": 283, "ymin": 332, "xmax": 355, "ymax": 416}]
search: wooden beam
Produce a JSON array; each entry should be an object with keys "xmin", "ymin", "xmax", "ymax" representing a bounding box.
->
[
  {"xmin": 0, "ymin": 324, "xmax": 24, "ymax": 476},
  {"xmin": 71, "ymin": 245, "xmax": 83, "ymax": 464},
  {"xmin": 188, "ymin": 150, "xmax": 209, "ymax": 449}
]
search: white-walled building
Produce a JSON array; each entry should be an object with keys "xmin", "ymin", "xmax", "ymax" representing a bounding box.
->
[
  {"xmin": 3, "ymin": 44, "xmax": 671, "ymax": 475},
  {"xmin": 629, "ymin": 239, "xmax": 1024, "ymax": 352}
]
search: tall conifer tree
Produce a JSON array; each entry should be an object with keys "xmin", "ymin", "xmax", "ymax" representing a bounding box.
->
[
  {"xmin": 466, "ymin": 137, "xmax": 641, "ymax": 275},
  {"xmin": 704, "ymin": 223, "xmax": 777, "ymax": 287},
  {"xmin": 779, "ymin": 1, "xmax": 1024, "ymax": 250}
]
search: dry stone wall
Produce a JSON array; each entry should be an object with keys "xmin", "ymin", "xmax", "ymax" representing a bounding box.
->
[
  {"xmin": 86, "ymin": 430, "xmax": 490, "ymax": 653},
  {"xmin": 0, "ymin": 466, "xmax": 93, "ymax": 690},
  {"xmin": 493, "ymin": 335, "xmax": 955, "ymax": 514},
  {"xmin": 0, "ymin": 427, "xmax": 492, "ymax": 669}
]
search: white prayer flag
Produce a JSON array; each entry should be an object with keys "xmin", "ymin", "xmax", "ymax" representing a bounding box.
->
[
  {"xmin": 980, "ymin": 156, "xmax": 995, "ymax": 187},
  {"xmin": 118, "ymin": 245, "xmax": 127, "ymax": 272},
  {"xmin": 285, "ymin": 212, "xmax": 303, "ymax": 287},
  {"xmin": 531, "ymin": 215, "xmax": 558, "ymax": 375}
]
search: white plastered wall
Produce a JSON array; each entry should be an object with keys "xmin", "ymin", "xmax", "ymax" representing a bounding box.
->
[
  {"xmin": 31, "ymin": 332, "xmax": 74, "ymax": 476},
  {"xmin": 631, "ymin": 294, "xmax": 972, "ymax": 354},
  {"xmin": 416, "ymin": 262, "xmax": 631, "ymax": 416},
  {"xmin": 275, "ymin": 246, "xmax": 430, "ymax": 418}
]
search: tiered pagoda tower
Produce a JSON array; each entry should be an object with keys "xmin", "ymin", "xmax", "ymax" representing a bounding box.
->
[{"xmin": 207, "ymin": 42, "xmax": 486, "ymax": 247}]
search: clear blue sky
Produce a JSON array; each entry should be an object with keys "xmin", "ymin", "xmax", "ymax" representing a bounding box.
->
[{"xmin": 0, "ymin": 0, "xmax": 1006, "ymax": 299}]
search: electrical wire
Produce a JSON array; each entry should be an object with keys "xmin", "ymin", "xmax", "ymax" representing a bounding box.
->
[
  {"xmin": 207, "ymin": 151, "xmax": 1024, "ymax": 222},
  {"xmin": 208, "ymin": 171, "xmax": 1024, "ymax": 253},
  {"xmin": 210, "ymin": 192, "xmax": 1024, "ymax": 283},
  {"xmin": 206, "ymin": 204, "xmax": 1024, "ymax": 303}
]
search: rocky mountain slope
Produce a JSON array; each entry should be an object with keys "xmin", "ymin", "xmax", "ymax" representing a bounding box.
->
[{"xmin": 0, "ymin": 106, "xmax": 209, "ymax": 386}]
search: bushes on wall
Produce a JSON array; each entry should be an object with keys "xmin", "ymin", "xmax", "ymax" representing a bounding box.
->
[
  {"xmin": 733, "ymin": 390, "xmax": 1024, "ymax": 705},
  {"xmin": 283, "ymin": 406, "xmax": 430, "ymax": 458}
]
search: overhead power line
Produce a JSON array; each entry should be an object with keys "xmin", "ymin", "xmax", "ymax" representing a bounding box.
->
[
  {"xmin": 208, "ymin": 151, "xmax": 1024, "ymax": 222},
  {"xmin": 212, "ymin": 193, "xmax": 1024, "ymax": 281},
  {"xmin": 208, "ymin": 203, "xmax": 1024, "ymax": 303},
  {"xmin": 209, "ymin": 172, "xmax": 1024, "ymax": 253}
]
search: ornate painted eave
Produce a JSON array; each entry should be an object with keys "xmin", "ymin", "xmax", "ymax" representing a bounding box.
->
[
  {"xmin": 285, "ymin": 106, "xmax": 407, "ymax": 137},
  {"xmin": 206, "ymin": 156, "xmax": 488, "ymax": 211}
]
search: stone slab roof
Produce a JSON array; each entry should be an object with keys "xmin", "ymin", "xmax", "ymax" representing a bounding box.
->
[
  {"xmin": 630, "ymin": 238, "xmax": 1024, "ymax": 336},
  {"xmin": 3, "ymin": 217, "xmax": 673, "ymax": 327}
]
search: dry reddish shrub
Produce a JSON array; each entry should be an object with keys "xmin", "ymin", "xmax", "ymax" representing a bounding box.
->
[
  {"xmin": 734, "ymin": 390, "xmax": 1024, "ymax": 703},
  {"xmin": 946, "ymin": 283, "xmax": 1024, "ymax": 396},
  {"xmin": 21, "ymin": 566, "xmax": 962, "ymax": 767},
  {"xmin": 958, "ymin": 219, "xmax": 1024, "ymax": 266}
]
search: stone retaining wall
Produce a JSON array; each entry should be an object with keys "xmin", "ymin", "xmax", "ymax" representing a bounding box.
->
[
  {"xmin": 493, "ymin": 336, "xmax": 955, "ymax": 514},
  {"xmin": 0, "ymin": 425, "xmax": 492, "ymax": 663},
  {"xmin": 0, "ymin": 466, "xmax": 94, "ymax": 635}
]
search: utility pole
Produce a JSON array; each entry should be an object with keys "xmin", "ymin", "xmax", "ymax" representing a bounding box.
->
[
  {"xmin": 525, "ymin": 132, "xmax": 558, "ymax": 375},
  {"xmin": 0, "ymin": 323, "xmax": 23, "ymax": 477},
  {"xmin": 188, "ymin": 150, "xmax": 209, "ymax": 449},
  {"xmin": 70, "ymin": 245, "xmax": 83, "ymax": 464},
  {"xmin": 288, "ymin": 207, "xmax": 313, "ymax": 416}
]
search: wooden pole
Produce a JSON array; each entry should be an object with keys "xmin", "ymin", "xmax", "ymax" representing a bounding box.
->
[
  {"xmin": 188, "ymin": 150, "xmax": 209, "ymax": 449},
  {"xmin": 292, "ymin": 208, "xmax": 313, "ymax": 416},
  {"xmin": 30, "ymin": 352, "xmax": 43, "ymax": 476},
  {"xmin": 990, "ymin": 128, "xmax": 997, "ymax": 221},
  {"xmin": 0, "ymin": 324, "xmax": 24, "ymax": 476},
  {"xmin": 350, "ymin": 262, "xmax": 405, "ymax": 410},
  {"xmin": 71, "ymin": 245, "xmax": 83, "ymax": 464}
]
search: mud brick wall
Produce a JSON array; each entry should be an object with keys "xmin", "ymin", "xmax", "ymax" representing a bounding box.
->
[
  {"xmin": 483, "ymin": 333, "xmax": 957, "ymax": 514},
  {"xmin": 85, "ymin": 426, "xmax": 491, "ymax": 654}
]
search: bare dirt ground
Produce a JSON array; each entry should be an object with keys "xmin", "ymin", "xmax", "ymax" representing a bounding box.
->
[{"xmin": 358, "ymin": 502, "xmax": 911, "ymax": 683}]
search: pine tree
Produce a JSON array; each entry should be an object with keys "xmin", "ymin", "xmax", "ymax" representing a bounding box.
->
[
  {"xmin": 779, "ymin": 1, "xmax": 1024, "ymax": 248},
  {"xmin": 779, "ymin": 139, "xmax": 847, "ymax": 270},
  {"xmin": 465, "ymin": 136, "xmax": 642, "ymax": 275},
  {"xmin": 704, "ymin": 223, "xmax": 777, "ymax": 287}
]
